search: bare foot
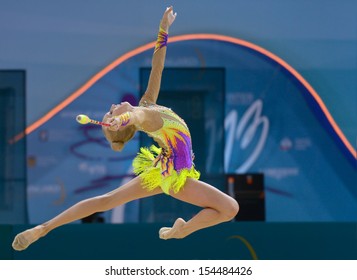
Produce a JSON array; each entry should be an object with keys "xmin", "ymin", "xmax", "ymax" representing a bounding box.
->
[
  {"xmin": 159, "ymin": 218, "xmax": 187, "ymax": 240},
  {"xmin": 12, "ymin": 225, "xmax": 46, "ymax": 251}
]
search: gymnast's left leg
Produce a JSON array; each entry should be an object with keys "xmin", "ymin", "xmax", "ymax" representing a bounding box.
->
[
  {"xmin": 159, "ymin": 178, "xmax": 239, "ymax": 239},
  {"xmin": 12, "ymin": 177, "xmax": 162, "ymax": 250}
]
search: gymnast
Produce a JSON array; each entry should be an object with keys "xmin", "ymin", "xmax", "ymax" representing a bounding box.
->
[{"xmin": 12, "ymin": 6, "xmax": 239, "ymax": 251}]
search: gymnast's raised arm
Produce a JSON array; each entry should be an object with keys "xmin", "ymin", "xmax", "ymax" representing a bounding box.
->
[{"xmin": 139, "ymin": 6, "xmax": 177, "ymax": 106}]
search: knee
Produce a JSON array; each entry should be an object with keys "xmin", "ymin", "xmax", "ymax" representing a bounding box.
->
[{"xmin": 222, "ymin": 197, "xmax": 239, "ymax": 221}]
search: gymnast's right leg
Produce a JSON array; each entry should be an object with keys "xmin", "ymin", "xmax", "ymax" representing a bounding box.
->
[{"xmin": 12, "ymin": 176, "xmax": 162, "ymax": 251}]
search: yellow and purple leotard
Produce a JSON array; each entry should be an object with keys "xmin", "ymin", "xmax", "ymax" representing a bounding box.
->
[{"xmin": 132, "ymin": 104, "xmax": 200, "ymax": 194}]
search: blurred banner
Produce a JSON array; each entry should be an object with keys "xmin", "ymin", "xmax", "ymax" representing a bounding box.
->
[{"xmin": 26, "ymin": 37, "xmax": 356, "ymax": 224}]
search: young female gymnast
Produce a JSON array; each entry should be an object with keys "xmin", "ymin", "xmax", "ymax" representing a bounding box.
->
[{"xmin": 12, "ymin": 6, "xmax": 239, "ymax": 251}]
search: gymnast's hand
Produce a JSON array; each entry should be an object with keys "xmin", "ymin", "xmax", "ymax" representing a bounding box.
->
[
  {"xmin": 107, "ymin": 117, "xmax": 121, "ymax": 131},
  {"xmin": 161, "ymin": 6, "xmax": 177, "ymax": 31}
]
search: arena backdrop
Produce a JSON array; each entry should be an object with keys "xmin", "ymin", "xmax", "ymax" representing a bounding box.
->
[{"xmin": 25, "ymin": 36, "xmax": 356, "ymax": 223}]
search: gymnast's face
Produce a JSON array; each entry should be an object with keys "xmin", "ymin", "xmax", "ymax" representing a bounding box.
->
[
  {"xmin": 102, "ymin": 102, "xmax": 137, "ymax": 151},
  {"xmin": 105, "ymin": 102, "xmax": 133, "ymax": 118}
]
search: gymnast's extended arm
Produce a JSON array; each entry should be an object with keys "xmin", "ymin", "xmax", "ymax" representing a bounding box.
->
[{"xmin": 139, "ymin": 6, "xmax": 177, "ymax": 106}]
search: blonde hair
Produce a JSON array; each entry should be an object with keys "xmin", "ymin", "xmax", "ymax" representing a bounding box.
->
[{"xmin": 102, "ymin": 115, "xmax": 136, "ymax": 152}]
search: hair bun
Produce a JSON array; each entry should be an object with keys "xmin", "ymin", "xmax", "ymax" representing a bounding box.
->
[{"xmin": 111, "ymin": 141, "xmax": 124, "ymax": 151}]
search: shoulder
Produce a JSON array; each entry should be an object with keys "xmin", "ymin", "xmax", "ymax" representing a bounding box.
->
[
  {"xmin": 134, "ymin": 106, "xmax": 163, "ymax": 132},
  {"xmin": 139, "ymin": 98, "xmax": 155, "ymax": 107}
]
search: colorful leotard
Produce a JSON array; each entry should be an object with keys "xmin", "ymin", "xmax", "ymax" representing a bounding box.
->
[{"xmin": 132, "ymin": 104, "xmax": 200, "ymax": 194}]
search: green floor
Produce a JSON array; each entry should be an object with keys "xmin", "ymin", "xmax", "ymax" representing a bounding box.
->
[{"xmin": 1, "ymin": 222, "xmax": 356, "ymax": 260}]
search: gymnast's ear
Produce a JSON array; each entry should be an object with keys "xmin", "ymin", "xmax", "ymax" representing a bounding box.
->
[{"xmin": 110, "ymin": 141, "xmax": 124, "ymax": 152}]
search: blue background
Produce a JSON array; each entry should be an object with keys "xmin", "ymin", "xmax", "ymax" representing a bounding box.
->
[{"xmin": 0, "ymin": 1, "xmax": 356, "ymax": 224}]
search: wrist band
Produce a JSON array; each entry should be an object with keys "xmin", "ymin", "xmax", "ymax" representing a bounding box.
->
[
  {"xmin": 115, "ymin": 112, "xmax": 131, "ymax": 127},
  {"xmin": 154, "ymin": 27, "xmax": 168, "ymax": 54}
]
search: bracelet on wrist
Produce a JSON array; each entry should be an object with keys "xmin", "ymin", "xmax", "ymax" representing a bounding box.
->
[
  {"xmin": 114, "ymin": 112, "xmax": 131, "ymax": 127},
  {"xmin": 154, "ymin": 26, "xmax": 168, "ymax": 53}
]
